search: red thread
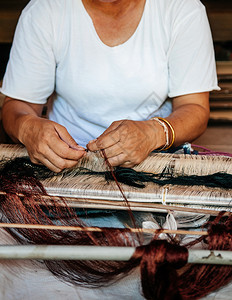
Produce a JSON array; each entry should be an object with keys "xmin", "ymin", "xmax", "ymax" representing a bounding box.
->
[{"xmin": 0, "ymin": 158, "xmax": 231, "ymax": 299}]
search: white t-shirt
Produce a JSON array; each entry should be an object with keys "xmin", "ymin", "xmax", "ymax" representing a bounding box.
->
[{"xmin": 2, "ymin": 0, "xmax": 219, "ymax": 147}]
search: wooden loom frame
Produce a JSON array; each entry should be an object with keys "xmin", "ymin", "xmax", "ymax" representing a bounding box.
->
[
  {"xmin": 0, "ymin": 144, "xmax": 231, "ymax": 269},
  {"xmin": 0, "ymin": 144, "xmax": 232, "ymax": 214}
]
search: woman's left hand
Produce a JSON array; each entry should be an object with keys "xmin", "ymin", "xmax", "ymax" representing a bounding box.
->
[{"xmin": 87, "ymin": 119, "xmax": 165, "ymax": 167}]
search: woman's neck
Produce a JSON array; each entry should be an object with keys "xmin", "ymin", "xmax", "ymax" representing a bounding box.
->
[
  {"xmin": 82, "ymin": 0, "xmax": 146, "ymax": 47},
  {"xmin": 83, "ymin": 0, "xmax": 139, "ymax": 18}
]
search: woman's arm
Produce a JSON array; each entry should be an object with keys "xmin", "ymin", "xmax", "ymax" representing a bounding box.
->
[
  {"xmin": 2, "ymin": 97, "xmax": 86, "ymax": 172},
  {"xmin": 87, "ymin": 92, "xmax": 210, "ymax": 167},
  {"xmin": 166, "ymin": 92, "xmax": 210, "ymax": 146}
]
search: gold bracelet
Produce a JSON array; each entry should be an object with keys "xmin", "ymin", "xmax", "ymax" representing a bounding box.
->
[{"xmin": 157, "ymin": 117, "xmax": 175, "ymax": 150}]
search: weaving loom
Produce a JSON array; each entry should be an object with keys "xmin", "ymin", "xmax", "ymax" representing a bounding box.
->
[
  {"xmin": 0, "ymin": 144, "xmax": 231, "ymax": 214},
  {"xmin": 0, "ymin": 143, "xmax": 231, "ymax": 300}
]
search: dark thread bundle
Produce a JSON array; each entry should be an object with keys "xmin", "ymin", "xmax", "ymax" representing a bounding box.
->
[
  {"xmin": 1, "ymin": 157, "xmax": 232, "ymax": 189},
  {"xmin": 0, "ymin": 157, "xmax": 232, "ymax": 299},
  {"xmin": 104, "ymin": 167, "xmax": 232, "ymax": 189}
]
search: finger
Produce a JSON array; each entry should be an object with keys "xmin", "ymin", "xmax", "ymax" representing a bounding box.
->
[
  {"xmin": 42, "ymin": 157, "xmax": 84, "ymax": 173},
  {"xmin": 33, "ymin": 146, "xmax": 85, "ymax": 172},
  {"xmin": 48, "ymin": 134, "xmax": 86, "ymax": 160},
  {"xmin": 86, "ymin": 139, "xmax": 98, "ymax": 151},
  {"xmin": 54, "ymin": 124, "xmax": 85, "ymax": 151},
  {"xmin": 28, "ymin": 156, "xmax": 43, "ymax": 166},
  {"xmin": 39, "ymin": 158, "xmax": 64, "ymax": 173},
  {"xmin": 99, "ymin": 120, "xmax": 123, "ymax": 137},
  {"xmin": 103, "ymin": 143, "xmax": 124, "ymax": 159},
  {"xmin": 106, "ymin": 153, "xmax": 129, "ymax": 167},
  {"xmin": 47, "ymin": 146, "xmax": 86, "ymax": 170},
  {"xmin": 87, "ymin": 120, "xmax": 124, "ymax": 151},
  {"xmin": 29, "ymin": 152, "xmax": 63, "ymax": 173},
  {"xmin": 120, "ymin": 161, "xmax": 135, "ymax": 168},
  {"xmin": 88, "ymin": 129, "xmax": 121, "ymax": 152}
]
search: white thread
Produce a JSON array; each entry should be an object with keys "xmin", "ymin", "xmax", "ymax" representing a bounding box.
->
[
  {"xmin": 162, "ymin": 188, "xmax": 168, "ymax": 205},
  {"xmin": 150, "ymin": 117, "xmax": 169, "ymax": 150}
]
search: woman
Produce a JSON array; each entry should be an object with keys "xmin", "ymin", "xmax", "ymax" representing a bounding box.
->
[
  {"xmin": 0, "ymin": 1, "xmax": 226, "ymax": 299},
  {"xmin": 1, "ymin": 0, "xmax": 219, "ymax": 172}
]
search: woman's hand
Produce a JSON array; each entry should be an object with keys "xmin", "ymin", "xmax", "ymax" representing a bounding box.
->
[
  {"xmin": 87, "ymin": 119, "xmax": 166, "ymax": 167},
  {"xmin": 2, "ymin": 98, "xmax": 85, "ymax": 172},
  {"xmin": 87, "ymin": 92, "xmax": 210, "ymax": 168},
  {"xmin": 18, "ymin": 115, "xmax": 86, "ymax": 172}
]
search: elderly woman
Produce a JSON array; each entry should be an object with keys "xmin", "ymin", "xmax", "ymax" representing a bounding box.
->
[
  {"xmin": 0, "ymin": 1, "xmax": 225, "ymax": 299},
  {"xmin": 1, "ymin": 0, "xmax": 219, "ymax": 171}
]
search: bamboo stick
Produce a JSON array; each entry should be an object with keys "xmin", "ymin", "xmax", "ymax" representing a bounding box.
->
[
  {"xmin": 0, "ymin": 245, "xmax": 231, "ymax": 265},
  {"xmin": 50, "ymin": 197, "xmax": 231, "ymax": 216},
  {"xmin": 0, "ymin": 222, "xmax": 208, "ymax": 236},
  {"xmin": 0, "ymin": 190, "xmax": 230, "ymax": 216}
]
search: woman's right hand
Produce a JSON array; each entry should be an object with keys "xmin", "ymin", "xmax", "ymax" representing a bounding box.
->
[
  {"xmin": 2, "ymin": 98, "xmax": 86, "ymax": 172},
  {"xmin": 18, "ymin": 115, "xmax": 86, "ymax": 172}
]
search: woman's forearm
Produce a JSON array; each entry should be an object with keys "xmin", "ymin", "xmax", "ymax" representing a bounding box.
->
[{"xmin": 2, "ymin": 97, "xmax": 43, "ymax": 143}]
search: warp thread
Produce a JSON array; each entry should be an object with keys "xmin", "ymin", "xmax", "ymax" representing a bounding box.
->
[
  {"xmin": 0, "ymin": 157, "xmax": 231, "ymax": 299},
  {"xmin": 1, "ymin": 156, "xmax": 232, "ymax": 189}
]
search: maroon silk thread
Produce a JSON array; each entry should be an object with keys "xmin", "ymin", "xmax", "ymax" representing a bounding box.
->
[
  {"xmin": 101, "ymin": 149, "xmax": 142, "ymax": 243},
  {"xmin": 0, "ymin": 158, "xmax": 231, "ymax": 299}
]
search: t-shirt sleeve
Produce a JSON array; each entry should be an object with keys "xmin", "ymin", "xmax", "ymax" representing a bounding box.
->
[
  {"xmin": 167, "ymin": 2, "xmax": 220, "ymax": 98},
  {"xmin": 1, "ymin": 2, "xmax": 56, "ymax": 104}
]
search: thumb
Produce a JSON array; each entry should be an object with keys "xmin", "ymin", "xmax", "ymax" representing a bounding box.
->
[
  {"xmin": 99, "ymin": 120, "xmax": 124, "ymax": 137},
  {"xmin": 87, "ymin": 120, "xmax": 123, "ymax": 147},
  {"xmin": 54, "ymin": 124, "xmax": 85, "ymax": 151}
]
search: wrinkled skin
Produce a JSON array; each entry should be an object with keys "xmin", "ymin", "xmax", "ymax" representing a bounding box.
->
[{"xmin": 87, "ymin": 119, "xmax": 163, "ymax": 167}]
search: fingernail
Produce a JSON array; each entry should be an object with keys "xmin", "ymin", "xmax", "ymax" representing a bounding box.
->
[{"xmin": 68, "ymin": 144, "xmax": 81, "ymax": 150}]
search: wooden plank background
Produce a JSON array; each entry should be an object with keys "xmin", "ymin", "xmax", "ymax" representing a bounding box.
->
[
  {"xmin": 0, "ymin": 0, "xmax": 29, "ymax": 43},
  {"xmin": 202, "ymin": 0, "xmax": 232, "ymax": 41}
]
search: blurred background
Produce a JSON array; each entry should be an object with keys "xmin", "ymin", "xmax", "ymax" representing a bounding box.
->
[{"xmin": 0, "ymin": 0, "xmax": 231, "ymax": 151}]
